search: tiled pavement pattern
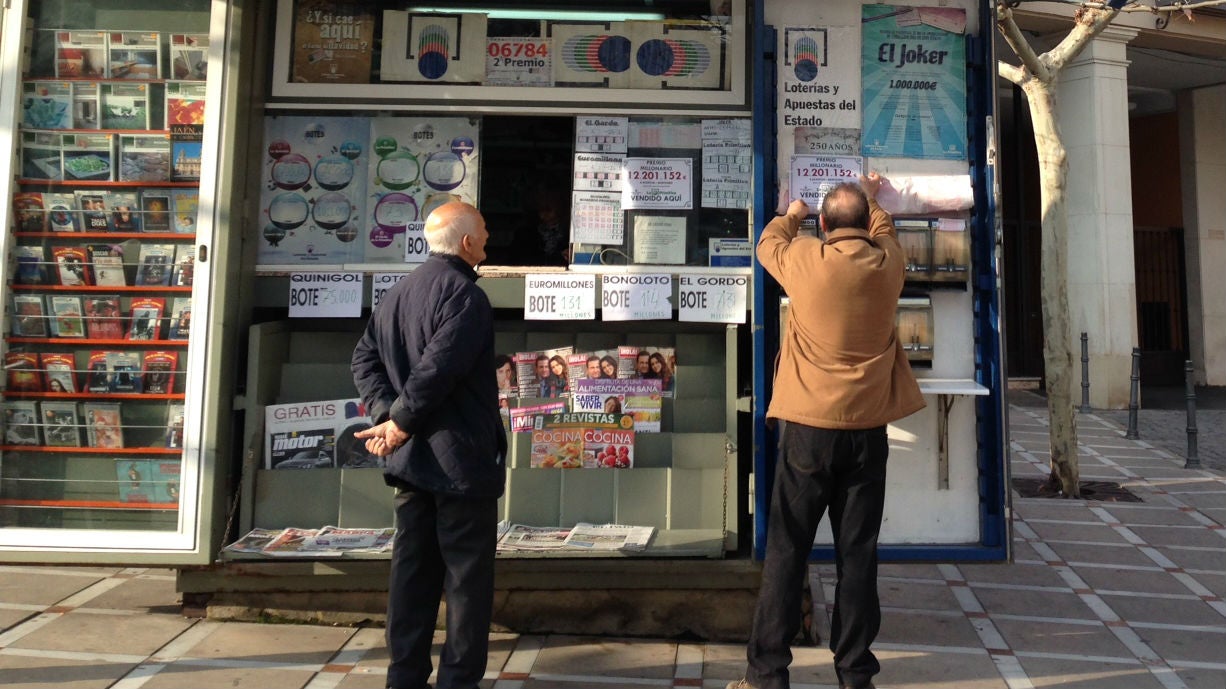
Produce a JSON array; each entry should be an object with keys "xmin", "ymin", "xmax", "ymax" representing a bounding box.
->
[{"xmin": 1, "ymin": 401, "xmax": 1223, "ymax": 689}]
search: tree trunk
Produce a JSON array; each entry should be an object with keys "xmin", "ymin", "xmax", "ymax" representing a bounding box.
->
[{"xmin": 1025, "ymin": 80, "xmax": 1081, "ymax": 498}]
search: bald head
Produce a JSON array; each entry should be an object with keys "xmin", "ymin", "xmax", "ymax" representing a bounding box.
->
[
  {"xmin": 424, "ymin": 201, "xmax": 483, "ymax": 256},
  {"xmin": 820, "ymin": 183, "xmax": 870, "ymax": 232}
]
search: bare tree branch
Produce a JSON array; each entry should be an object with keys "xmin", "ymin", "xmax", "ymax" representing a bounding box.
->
[
  {"xmin": 999, "ymin": 61, "xmax": 1027, "ymax": 85},
  {"xmin": 998, "ymin": 5, "xmax": 1052, "ymax": 82},
  {"xmin": 1117, "ymin": 0, "xmax": 1226, "ymax": 11},
  {"xmin": 1044, "ymin": 7, "xmax": 1118, "ymax": 74}
]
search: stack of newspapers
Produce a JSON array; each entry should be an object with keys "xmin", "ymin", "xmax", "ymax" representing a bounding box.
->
[
  {"xmin": 223, "ymin": 526, "xmax": 395, "ymax": 557},
  {"xmin": 496, "ymin": 522, "xmax": 655, "ymax": 552}
]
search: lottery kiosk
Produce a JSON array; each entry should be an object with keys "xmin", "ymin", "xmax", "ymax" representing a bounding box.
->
[{"xmin": 0, "ymin": 0, "xmax": 1007, "ymax": 621}]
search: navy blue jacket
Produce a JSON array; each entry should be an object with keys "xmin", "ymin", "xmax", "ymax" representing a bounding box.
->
[{"xmin": 351, "ymin": 253, "xmax": 506, "ymax": 497}]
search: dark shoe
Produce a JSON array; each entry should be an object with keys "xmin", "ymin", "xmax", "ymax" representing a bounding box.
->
[
  {"xmin": 841, "ymin": 684, "xmax": 876, "ymax": 689},
  {"xmin": 726, "ymin": 680, "xmax": 758, "ymax": 689}
]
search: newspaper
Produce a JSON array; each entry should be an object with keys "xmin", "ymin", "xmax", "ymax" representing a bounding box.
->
[
  {"xmin": 222, "ymin": 527, "xmax": 283, "ymax": 553},
  {"xmin": 498, "ymin": 524, "xmax": 572, "ymax": 551},
  {"xmin": 563, "ymin": 523, "xmax": 655, "ymax": 551},
  {"xmin": 224, "ymin": 526, "xmax": 395, "ymax": 557},
  {"xmin": 497, "ymin": 522, "xmax": 656, "ymax": 552}
]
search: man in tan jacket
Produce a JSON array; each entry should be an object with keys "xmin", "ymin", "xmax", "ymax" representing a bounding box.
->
[{"xmin": 729, "ymin": 174, "xmax": 924, "ymax": 689}]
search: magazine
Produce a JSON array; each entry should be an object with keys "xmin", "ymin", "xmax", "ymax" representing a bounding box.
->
[
  {"xmin": 88, "ymin": 245, "xmax": 128, "ymax": 287},
  {"xmin": 40, "ymin": 353, "xmax": 77, "ymax": 393},
  {"xmin": 11, "ymin": 295, "xmax": 48, "ymax": 337},
  {"xmin": 170, "ymin": 34, "xmax": 209, "ymax": 81},
  {"xmin": 108, "ymin": 31, "xmax": 161, "ymax": 79},
  {"xmin": 264, "ymin": 398, "xmax": 376, "ymax": 469},
  {"xmin": 624, "ymin": 345, "xmax": 676, "ymax": 397},
  {"xmin": 53, "ymin": 245, "xmax": 92, "ymax": 286},
  {"xmin": 84, "ymin": 402, "xmax": 124, "ymax": 448},
  {"xmin": 40, "ymin": 401, "xmax": 81, "ymax": 447},
  {"xmin": 119, "ymin": 134, "xmax": 171, "ymax": 183},
  {"xmin": 170, "ymin": 124, "xmax": 203, "ymax": 182},
  {"xmin": 49, "ymin": 295, "xmax": 86, "ymax": 338},
  {"xmin": 562, "ymin": 523, "xmax": 655, "ymax": 551},
  {"xmin": 515, "ymin": 346, "xmax": 574, "ymax": 399},
  {"xmin": 140, "ymin": 190, "xmax": 174, "ymax": 232},
  {"xmin": 572, "ymin": 378, "xmax": 663, "ymax": 433},
  {"xmin": 14, "ymin": 246, "xmax": 47, "ymax": 285},
  {"xmin": 62, "ymin": 133, "xmax": 114, "ymax": 182},
  {"xmin": 106, "ymin": 192, "xmax": 141, "ymax": 232},
  {"xmin": 173, "ymin": 245, "xmax": 196, "ymax": 286},
  {"xmin": 167, "ymin": 298, "xmax": 192, "ymax": 340},
  {"xmin": 22, "ymin": 81, "xmax": 74, "ymax": 129},
  {"xmin": 84, "ymin": 295, "xmax": 124, "ymax": 340},
  {"xmin": 4, "ymin": 401, "xmax": 42, "ymax": 446},
  {"xmin": 105, "ymin": 351, "xmax": 142, "ymax": 393},
  {"xmin": 55, "ymin": 30, "xmax": 107, "ymax": 78},
  {"xmin": 72, "ymin": 81, "xmax": 101, "ymax": 130},
  {"xmin": 86, "ymin": 350, "xmax": 113, "ymax": 393},
  {"xmin": 116, "ymin": 459, "xmax": 156, "ymax": 502},
  {"xmin": 116, "ymin": 459, "xmax": 179, "ymax": 502},
  {"xmin": 151, "ymin": 460, "xmax": 181, "ymax": 502},
  {"xmin": 75, "ymin": 190, "xmax": 111, "ymax": 231},
  {"xmin": 45, "ymin": 192, "xmax": 80, "ymax": 231},
  {"xmin": 170, "ymin": 189, "xmax": 199, "ymax": 233},
  {"xmin": 507, "ymin": 400, "xmax": 569, "ymax": 433},
  {"xmin": 142, "ymin": 351, "xmax": 178, "ymax": 394},
  {"xmin": 5, "ymin": 352, "xmax": 42, "ymax": 393},
  {"xmin": 136, "ymin": 244, "xmax": 174, "ymax": 286},
  {"xmin": 21, "ymin": 131, "xmax": 63, "ymax": 181},
  {"xmin": 165, "ymin": 404, "xmax": 186, "ymax": 448},
  {"xmin": 100, "ymin": 82, "xmax": 150, "ymax": 130},
  {"xmin": 166, "ymin": 80, "xmax": 207, "ymax": 125},
  {"xmin": 13, "ymin": 191, "xmax": 46, "ymax": 232},
  {"xmin": 529, "ymin": 412, "xmax": 635, "ymax": 469},
  {"xmin": 127, "ymin": 296, "xmax": 166, "ymax": 340}
]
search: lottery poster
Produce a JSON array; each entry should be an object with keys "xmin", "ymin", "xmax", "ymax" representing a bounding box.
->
[
  {"xmin": 571, "ymin": 190, "xmax": 623, "ymax": 245},
  {"xmin": 367, "ymin": 117, "xmax": 480, "ymax": 262},
  {"xmin": 861, "ymin": 5, "xmax": 967, "ymax": 160},
  {"xmin": 258, "ymin": 116, "xmax": 370, "ymax": 265}
]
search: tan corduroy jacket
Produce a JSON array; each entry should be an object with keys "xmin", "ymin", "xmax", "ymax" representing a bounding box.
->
[{"xmin": 758, "ymin": 198, "xmax": 925, "ymax": 429}]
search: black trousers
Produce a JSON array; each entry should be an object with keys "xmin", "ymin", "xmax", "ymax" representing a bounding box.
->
[
  {"xmin": 746, "ymin": 422, "xmax": 889, "ymax": 689},
  {"xmin": 386, "ymin": 486, "xmax": 498, "ymax": 689}
]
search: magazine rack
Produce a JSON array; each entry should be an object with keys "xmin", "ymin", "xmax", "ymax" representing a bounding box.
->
[
  {"xmin": 236, "ymin": 303, "xmax": 735, "ymax": 559},
  {"xmin": 2, "ymin": 25, "xmax": 204, "ymax": 527}
]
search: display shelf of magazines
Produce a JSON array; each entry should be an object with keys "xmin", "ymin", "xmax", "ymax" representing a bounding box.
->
[{"xmin": 1, "ymin": 28, "xmax": 206, "ymax": 524}]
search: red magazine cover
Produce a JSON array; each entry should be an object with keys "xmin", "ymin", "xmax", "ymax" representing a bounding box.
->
[
  {"xmin": 4, "ymin": 351, "xmax": 43, "ymax": 392},
  {"xmin": 127, "ymin": 296, "xmax": 165, "ymax": 340},
  {"xmin": 52, "ymin": 246, "xmax": 92, "ymax": 286},
  {"xmin": 141, "ymin": 351, "xmax": 178, "ymax": 394},
  {"xmin": 13, "ymin": 192, "xmax": 46, "ymax": 232},
  {"xmin": 40, "ymin": 352, "xmax": 77, "ymax": 393},
  {"xmin": 84, "ymin": 295, "xmax": 124, "ymax": 340}
]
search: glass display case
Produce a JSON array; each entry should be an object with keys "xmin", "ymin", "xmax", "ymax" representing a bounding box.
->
[{"xmin": 0, "ymin": 0, "xmax": 219, "ymax": 554}]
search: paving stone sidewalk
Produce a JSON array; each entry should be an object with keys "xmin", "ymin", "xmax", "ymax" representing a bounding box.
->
[{"xmin": 1, "ymin": 401, "xmax": 1223, "ymax": 689}]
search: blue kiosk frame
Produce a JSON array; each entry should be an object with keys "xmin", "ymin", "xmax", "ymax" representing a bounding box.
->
[{"xmin": 749, "ymin": 0, "xmax": 1009, "ymax": 563}]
